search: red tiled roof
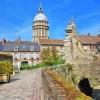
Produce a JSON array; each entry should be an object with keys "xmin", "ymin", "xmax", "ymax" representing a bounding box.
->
[
  {"xmin": 79, "ymin": 35, "xmax": 100, "ymax": 44},
  {"xmin": 39, "ymin": 35, "xmax": 100, "ymax": 45},
  {"xmin": 40, "ymin": 39, "xmax": 64, "ymax": 45}
]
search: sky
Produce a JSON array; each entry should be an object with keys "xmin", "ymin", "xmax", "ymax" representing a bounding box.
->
[{"xmin": 0, "ymin": 0, "xmax": 100, "ymax": 41}]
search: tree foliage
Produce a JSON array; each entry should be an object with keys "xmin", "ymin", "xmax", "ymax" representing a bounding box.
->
[{"xmin": 41, "ymin": 47, "xmax": 65, "ymax": 66}]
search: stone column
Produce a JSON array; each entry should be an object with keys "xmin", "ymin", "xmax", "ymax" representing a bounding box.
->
[
  {"xmin": 64, "ymin": 39, "xmax": 73, "ymax": 64},
  {"xmin": 44, "ymin": 28, "xmax": 45, "ymax": 37},
  {"xmin": 41, "ymin": 28, "xmax": 42, "ymax": 36}
]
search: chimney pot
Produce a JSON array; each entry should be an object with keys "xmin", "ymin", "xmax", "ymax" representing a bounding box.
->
[
  {"xmin": 2, "ymin": 38, "xmax": 6, "ymax": 46},
  {"xmin": 87, "ymin": 33, "xmax": 90, "ymax": 36},
  {"xmin": 18, "ymin": 36, "xmax": 21, "ymax": 44}
]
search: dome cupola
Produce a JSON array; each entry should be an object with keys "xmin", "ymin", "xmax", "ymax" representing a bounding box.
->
[
  {"xmin": 34, "ymin": 3, "xmax": 48, "ymax": 22},
  {"xmin": 32, "ymin": 3, "xmax": 49, "ymax": 42}
]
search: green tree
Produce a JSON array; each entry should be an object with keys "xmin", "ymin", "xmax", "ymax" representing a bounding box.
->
[
  {"xmin": 41, "ymin": 47, "xmax": 53, "ymax": 66},
  {"xmin": 41, "ymin": 47, "xmax": 64, "ymax": 66}
]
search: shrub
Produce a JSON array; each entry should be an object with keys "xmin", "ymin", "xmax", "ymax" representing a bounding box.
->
[
  {"xmin": 93, "ymin": 55, "xmax": 98, "ymax": 61},
  {"xmin": 67, "ymin": 63, "xmax": 73, "ymax": 72},
  {"xmin": 0, "ymin": 61, "xmax": 13, "ymax": 74},
  {"xmin": 21, "ymin": 65, "xmax": 35, "ymax": 70},
  {"xmin": 36, "ymin": 63, "xmax": 46, "ymax": 68},
  {"xmin": 71, "ymin": 73, "xmax": 77, "ymax": 84}
]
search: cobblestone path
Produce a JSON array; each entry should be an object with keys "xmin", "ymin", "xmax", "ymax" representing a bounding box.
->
[{"xmin": 0, "ymin": 69, "xmax": 42, "ymax": 100}]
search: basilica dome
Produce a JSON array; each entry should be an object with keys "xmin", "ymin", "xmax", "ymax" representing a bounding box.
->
[
  {"xmin": 34, "ymin": 4, "xmax": 48, "ymax": 22},
  {"xmin": 34, "ymin": 13, "xmax": 48, "ymax": 21}
]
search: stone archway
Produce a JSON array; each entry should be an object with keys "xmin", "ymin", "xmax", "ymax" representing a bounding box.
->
[{"xmin": 78, "ymin": 78, "xmax": 93, "ymax": 97}]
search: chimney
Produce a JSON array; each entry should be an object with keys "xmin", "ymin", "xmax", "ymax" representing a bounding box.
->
[
  {"xmin": 2, "ymin": 38, "xmax": 6, "ymax": 46},
  {"xmin": 18, "ymin": 36, "xmax": 21, "ymax": 44},
  {"xmin": 97, "ymin": 34, "xmax": 100, "ymax": 38},
  {"xmin": 87, "ymin": 33, "xmax": 90, "ymax": 36}
]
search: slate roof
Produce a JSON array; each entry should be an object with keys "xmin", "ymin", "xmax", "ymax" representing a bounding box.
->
[
  {"xmin": 40, "ymin": 39, "xmax": 64, "ymax": 46},
  {"xmin": 0, "ymin": 42, "xmax": 3, "ymax": 51},
  {"xmin": 2, "ymin": 41, "xmax": 40, "ymax": 52}
]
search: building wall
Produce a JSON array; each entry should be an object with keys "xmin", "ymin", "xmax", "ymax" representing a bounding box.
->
[
  {"xmin": 82, "ymin": 44, "xmax": 97, "ymax": 54},
  {"xmin": 4, "ymin": 52, "xmax": 40, "ymax": 72},
  {"xmin": 33, "ymin": 21, "xmax": 49, "ymax": 42},
  {"xmin": 40, "ymin": 44, "xmax": 65, "ymax": 57}
]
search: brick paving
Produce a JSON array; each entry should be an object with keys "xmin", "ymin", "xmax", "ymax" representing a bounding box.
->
[{"xmin": 0, "ymin": 69, "xmax": 42, "ymax": 100}]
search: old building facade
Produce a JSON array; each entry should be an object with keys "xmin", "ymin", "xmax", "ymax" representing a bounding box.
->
[
  {"xmin": 2, "ymin": 38, "xmax": 40, "ymax": 72},
  {"xmin": 0, "ymin": 4, "xmax": 100, "ymax": 71}
]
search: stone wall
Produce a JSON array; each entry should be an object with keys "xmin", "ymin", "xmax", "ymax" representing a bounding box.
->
[
  {"xmin": 51, "ymin": 63, "xmax": 100, "ymax": 86},
  {"xmin": 42, "ymin": 68, "xmax": 92, "ymax": 100}
]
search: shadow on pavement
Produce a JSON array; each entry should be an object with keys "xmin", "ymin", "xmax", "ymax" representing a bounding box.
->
[
  {"xmin": 10, "ymin": 78, "xmax": 20, "ymax": 82},
  {"xmin": 0, "ymin": 78, "xmax": 20, "ymax": 84}
]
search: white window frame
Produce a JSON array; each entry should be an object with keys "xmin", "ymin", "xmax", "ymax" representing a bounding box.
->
[
  {"xmin": 14, "ymin": 53, "xmax": 18, "ymax": 59},
  {"xmin": 44, "ymin": 46, "xmax": 48, "ymax": 50},
  {"xmin": 30, "ymin": 46, "xmax": 34, "ymax": 51},
  {"xmin": 84, "ymin": 45, "xmax": 87, "ymax": 50},
  {"xmin": 23, "ymin": 53, "xmax": 27, "ymax": 59},
  {"xmin": 14, "ymin": 46, "xmax": 18, "ymax": 51}
]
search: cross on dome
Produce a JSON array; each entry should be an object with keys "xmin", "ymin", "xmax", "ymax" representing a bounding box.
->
[
  {"xmin": 72, "ymin": 16, "xmax": 74, "ymax": 22},
  {"xmin": 39, "ymin": 2, "xmax": 43, "ymax": 13}
]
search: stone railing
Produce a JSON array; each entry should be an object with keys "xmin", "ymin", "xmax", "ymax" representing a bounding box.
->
[{"xmin": 42, "ymin": 69, "xmax": 92, "ymax": 100}]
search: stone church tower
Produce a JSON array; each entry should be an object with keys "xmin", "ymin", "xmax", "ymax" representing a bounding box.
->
[
  {"xmin": 32, "ymin": 4, "xmax": 49, "ymax": 42},
  {"xmin": 64, "ymin": 17, "xmax": 86, "ymax": 64}
]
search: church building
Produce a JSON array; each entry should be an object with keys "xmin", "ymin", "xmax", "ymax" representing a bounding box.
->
[{"xmin": 0, "ymin": 4, "xmax": 100, "ymax": 71}]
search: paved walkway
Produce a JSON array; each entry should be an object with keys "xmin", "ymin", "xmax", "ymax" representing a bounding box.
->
[{"xmin": 0, "ymin": 69, "xmax": 42, "ymax": 100}]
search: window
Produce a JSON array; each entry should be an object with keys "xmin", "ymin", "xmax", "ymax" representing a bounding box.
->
[
  {"xmin": 14, "ymin": 53, "xmax": 18, "ymax": 59},
  {"xmin": 84, "ymin": 45, "xmax": 87, "ymax": 50},
  {"xmin": 44, "ymin": 46, "xmax": 48, "ymax": 50},
  {"xmin": 30, "ymin": 53, "xmax": 34, "ymax": 59},
  {"xmin": 23, "ymin": 53, "xmax": 27, "ymax": 59},
  {"xmin": 36, "ymin": 53, "xmax": 40, "ymax": 58},
  {"xmin": 14, "ymin": 46, "xmax": 18, "ymax": 51},
  {"xmin": 90, "ymin": 45, "xmax": 95, "ymax": 50},
  {"xmin": 30, "ymin": 46, "xmax": 34, "ymax": 51},
  {"xmin": 33, "ymin": 53, "xmax": 37, "ymax": 59},
  {"xmin": 14, "ymin": 62, "xmax": 18, "ymax": 68}
]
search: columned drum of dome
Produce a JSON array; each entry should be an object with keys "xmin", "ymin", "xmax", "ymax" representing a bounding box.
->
[{"xmin": 32, "ymin": 4, "xmax": 49, "ymax": 42}]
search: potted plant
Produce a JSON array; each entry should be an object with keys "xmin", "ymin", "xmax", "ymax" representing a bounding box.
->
[{"xmin": 0, "ymin": 61, "xmax": 13, "ymax": 83}]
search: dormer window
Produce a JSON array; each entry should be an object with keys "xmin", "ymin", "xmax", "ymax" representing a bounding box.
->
[
  {"xmin": 30, "ymin": 46, "xmax": 34, "ymax": 51},
  {"xmin": 14, "ymin": 46, "xmax": 18, "ymax": 51}
]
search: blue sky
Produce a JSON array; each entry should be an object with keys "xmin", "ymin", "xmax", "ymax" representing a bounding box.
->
[{"xmin": 0, "ymin": 0, "xmax": 100, "ymax": 41}]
